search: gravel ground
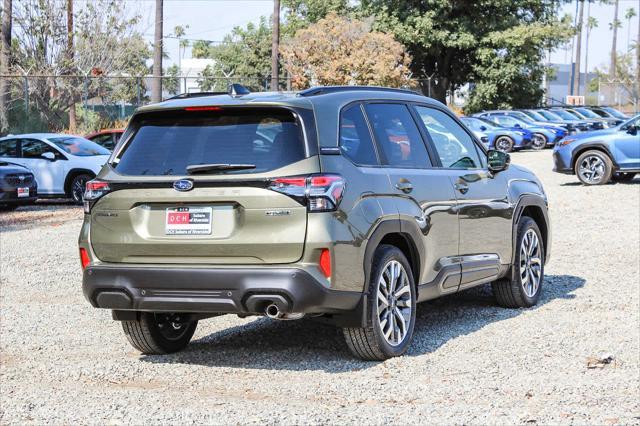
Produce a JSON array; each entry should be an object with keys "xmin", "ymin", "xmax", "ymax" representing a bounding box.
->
[{"xmin": 1, "ymin": 150, "xmax": 639, "ymax": 425}]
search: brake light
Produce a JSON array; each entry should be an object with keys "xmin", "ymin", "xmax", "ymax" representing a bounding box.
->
[
  {"xmin": 79, "ymin": 248, "xmax": 90, "ymax": 270},
  {"xmin": 319, "ymin": 249, "xmax": 331, "ymax": 278},
  {"xmin": 184, "ymin": 106, "xmax": 222, "ymax": 112},
  {"xmin": 84, "ymin": 179, "xmax": 110, "ymax": 213},
  {"xmin": 269, "ymin": 174, "xmax": 345, "ymax": 212}
]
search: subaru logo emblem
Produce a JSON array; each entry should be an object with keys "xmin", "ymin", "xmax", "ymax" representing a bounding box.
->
[{"xmin": 173, "ymin": 179, "xmax": 194, "ymax": 192}]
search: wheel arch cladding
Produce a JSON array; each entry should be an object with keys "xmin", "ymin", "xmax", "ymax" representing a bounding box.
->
[
  {"xmin": 363, "ymin": 219, "xmax": 423, "ymax": 291},
  {"xmin": 64, "ymin": 169, "xmax": 96, "ymax": 195},
  {"xmin": 513, "ymin": 196, "xmax": 551, "ymax": 265}
]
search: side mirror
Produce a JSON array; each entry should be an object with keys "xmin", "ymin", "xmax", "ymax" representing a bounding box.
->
[
  {"xmin": 513, "ymin": 123, "xmax": 522, "ymax": 128},
  {"xmin": 625, "ymin": 125, "xmax": 637, "ymax": 135},
  {"xmin": 41, "ymin": 152, "xmax": 56, "ymax": 161},
  {"xmin": 480, "ymin": 125, "xmax": 487, "ymax": 131},
  {"xmin": 488, "ymin": 149, "xmax": 510, "ymax": 173}
]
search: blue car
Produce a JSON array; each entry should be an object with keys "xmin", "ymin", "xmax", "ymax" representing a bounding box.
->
[
  {"xmin": 475, "ymin": 113, "xmax": 567, "ymax": 149},
  {"xmin": 461, "ymin": 117, "xmax": 533, "ymax": 152},
  {"xmin": 553, "ymin": 115, "xmax": 640, "ymax": 185}
]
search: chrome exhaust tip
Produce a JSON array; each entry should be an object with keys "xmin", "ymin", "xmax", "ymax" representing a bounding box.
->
[{"xmin": 265, "ymin": 304, "xmax": 282, "ymax": 319}]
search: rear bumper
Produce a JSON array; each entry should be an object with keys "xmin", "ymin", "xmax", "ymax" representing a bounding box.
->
[
  {"xmin": 82, "ymin": 265, "xmax": 362, "ymax": 315},
  {"xmin": 0, "ymin": 189, "xmax": 37, "ymax": 204}
]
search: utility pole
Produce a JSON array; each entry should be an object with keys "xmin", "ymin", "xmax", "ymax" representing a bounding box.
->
[
  {"xmin": 572, "ymin": 0, "xmax": 585, "ymax": 96},
  {"xmin": 67, "ymin": 0, "xmax": 76, "ymax": 131},
  {"xmin": 151, "ymin": 0, "xmax": 163, "ymax": 103},
  {"xmin": 0, "ymin": 0, "xmax": 12, "ymax": 134},
  {"xmin": 636, "ymin": 0, "xmax": 639, "ymax": 112},
  {"xmin": 270, "ymin": 0, "xmax": 280, "ymax": 91}
]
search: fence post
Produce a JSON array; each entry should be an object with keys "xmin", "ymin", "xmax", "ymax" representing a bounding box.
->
[
  {"xmin": 136, "ymin": 77, "xmax": 141, "ymax": 106},
  {"xmin": 22, "ymin": 76, "xmax": 28, "ymax": 114}
]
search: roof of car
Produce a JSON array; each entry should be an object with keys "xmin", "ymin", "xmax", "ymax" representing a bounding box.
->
[
  {"xmin": 136, "ymin": 87, "xmax": 441, "ymax": 114},
  {"xmin": 0, "ymin": 133, "xmax": 74, "ymax": 140}
]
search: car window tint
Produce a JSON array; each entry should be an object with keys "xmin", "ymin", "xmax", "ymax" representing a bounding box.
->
[
  {"xmin": 493, "ymin": 116, "xmax": 516, "ymax": 127},
  {"xmin": 21, "ymin": 139, "xmax": 59, "ymax": 159},
  {"xmin": 116, "ymin": 108, "xmax": 306, "ymax": 176},
  {"xmin": 92, "ymin": 134, "xmax": 115, "ymax": 149},
  {"xmin": 415, "ymin": 106, "xmax": 483, "ymax": 169},
  {"xmin": 364, "ymin": 103, "xmax": 430, "ymax": 168},
  {"xmin": 0, "ymin": 139, "xmax": 19, "ymax": 157},
  {"xmin": 339, "ymin": 104, "xmax": 378, "ymax": 165}
]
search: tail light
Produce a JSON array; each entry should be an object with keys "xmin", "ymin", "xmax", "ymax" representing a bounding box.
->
[
  {"xmin": 319, "ymin": 248, "xmax": 331, "ymax": 278},
  {"xmin": 83, "ymin": 179, "xmax": 110, "ymax": 213},
  {"xmin": 269, "ymin": 174, "xmax": 345, "ymax": 212},
  {"xmin": 79, "ymin": 248, "xmax": 90, "ymax": 270}
]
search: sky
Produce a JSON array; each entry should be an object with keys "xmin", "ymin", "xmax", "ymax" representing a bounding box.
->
[{"xmin": 127, "ymin": 0, "xmax": 640, "ymax": 73}]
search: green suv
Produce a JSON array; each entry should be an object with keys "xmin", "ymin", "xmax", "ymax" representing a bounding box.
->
[{"xmin": 79, "ymin": 86, "xmax": 551, "ymax": 360}]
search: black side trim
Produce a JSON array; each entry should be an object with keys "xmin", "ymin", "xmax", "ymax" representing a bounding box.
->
[{"xmin": 512, "ymin": 195, "xmax": 551, "ymax": 264}]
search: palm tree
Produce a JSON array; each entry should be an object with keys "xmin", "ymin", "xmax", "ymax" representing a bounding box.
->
[
  {"xmin": 625, "ymin": 7, "xmax": 637, "ymax": 51},
  {"xmin": 573, "ymin": 0, "xmax": 585, "ymax": 96},
  {"xmin": 609, "ymin": 0, "xmax": 621, "ymax": 78},
  {"xmin": 584, "ymin": 14, "xmax": 598, "ymax": 95}
]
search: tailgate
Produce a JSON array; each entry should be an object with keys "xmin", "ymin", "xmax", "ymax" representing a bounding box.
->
[{"xmin": 90, "ymin": 185, "xmax": 307, "ymax": 264}]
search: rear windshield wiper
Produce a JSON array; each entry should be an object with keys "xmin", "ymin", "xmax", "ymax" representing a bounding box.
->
[{"xmin": 186, "ymin": 163, "xmax": 257, "ymax": 174}]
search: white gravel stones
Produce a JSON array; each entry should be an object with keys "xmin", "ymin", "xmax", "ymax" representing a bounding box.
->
[{"xmin": 1, "ymin": 150, "xmax": 638, "ymax": 424}]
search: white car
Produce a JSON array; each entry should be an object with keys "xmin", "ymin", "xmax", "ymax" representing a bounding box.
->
[{"xmin": 0, "ymin": 133, "xmax": 111, "ymax": 204}]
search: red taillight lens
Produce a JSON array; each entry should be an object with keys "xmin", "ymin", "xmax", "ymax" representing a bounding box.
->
[
  {"xmin": 184, "ymin": 106, "xmax": 222, "ymax": 112},
  {"xmin": 84, "ymin": 179, "xmax": 110, "ymax": 213},
  {"xmin": 319, "ymin": 249, "xmax": 331, "ymax": 279},
  {"xmin": 79, "ymin": 248, "xmax": 90, "ymax": 270},
  {"xmin": 269, "ymin": 174, "xmax": 345, "ymax": 212}
]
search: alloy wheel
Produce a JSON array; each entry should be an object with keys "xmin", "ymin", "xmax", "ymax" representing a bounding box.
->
[
  {"xmin": 72, "ymin": 176, "xmax": 88, "ymax": 203},
  {"xmin": 519, "ymin": 229, "xmax": 542, "ymax": 298},
  {"xmin": 495, "ymin": 136, "xmax": 513, "ymax": 152},
  {"xmin": 532, "ymin": 134, "xmax": 546, "ymax": 150},
  {"xmin": 578, "ymin": 155, "xmax": 605, "ymax": 183},
  {"xmin": 376, "ymin": 260, "xmax": 412, "ymax": 346}
]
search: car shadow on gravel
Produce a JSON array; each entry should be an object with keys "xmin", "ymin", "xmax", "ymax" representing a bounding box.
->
[
  {"xmin": 561, "ymin": 179, "xmax": 639, "ymax": 186},
  {"xmin": 140, "ymin": 274, "xmax": 585, "ymax": 372}
]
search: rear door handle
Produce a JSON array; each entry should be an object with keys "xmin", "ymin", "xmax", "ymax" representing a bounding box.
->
[
  {"xmin": 395, "ymin": 180, "xmax": 413, "ymax": 193},
  {"xmin": 454, "ymin": 182, "xmax": 469, "ymax": 194}
]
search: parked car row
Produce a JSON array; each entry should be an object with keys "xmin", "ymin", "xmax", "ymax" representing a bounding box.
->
[
  {"xmin": 0, "ymin": 134, "xmax": 111, "ymax": 206},
  {"xmin": 461, "ymin": 106, "xmax": 631, "ymax": 154}
]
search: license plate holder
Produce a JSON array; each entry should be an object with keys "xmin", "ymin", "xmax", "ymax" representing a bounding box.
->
[
  {"xmin": 165, "ymin": 206, "xmax": 212, "ymax": 235},
  {"xmin": 17, "ymin": 187, "xmax": 29, "ymax": 198}
]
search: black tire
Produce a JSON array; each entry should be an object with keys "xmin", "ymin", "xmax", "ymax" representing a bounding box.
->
[
  {"xmin": 494, "ymin": 135, "xmax": 515, "ymax": 153},
  {"xmin": 612, "ymin": 172, "xmax": 636, "ymax": 182},
  {"xmin": 574, "ymin": 150, "xmax": 613, "ymax": 185},
  {"xmin": 531, "ymin": 133, "xmax": 547, "ymax": 150},
  {"xmin": 492, "ymin": 217, "xmax": 544, "ymax": 308},
  {"xmin": 343, "ymin": 245, "xmax": 417, "ymax": 361},
  {"xmin": 70, "ymin": 173, "xmax": 92, "ymax": 205},
  {"xmin": 122, "ymin": 312, "xmax": 197, "ymax": 354}
]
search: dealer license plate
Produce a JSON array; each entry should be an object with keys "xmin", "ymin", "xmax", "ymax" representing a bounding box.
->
[{"xmin": 165, "ymin": 207, "xmax": 212, "ymax": 235}]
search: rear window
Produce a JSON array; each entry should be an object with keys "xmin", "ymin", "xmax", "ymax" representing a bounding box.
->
[
  {"xmin": 49, "ymin": 137, "xmax": 110, "ymax": 156},
  {"xmin": 115, "ymin": 108, "xmax": 307, "ymax": 176}
]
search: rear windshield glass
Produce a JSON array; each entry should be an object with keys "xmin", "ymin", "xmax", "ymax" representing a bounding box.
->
[
  {"xmin": 115, "ymin": 108, "xmax": 306, "ymax": 176},
  {"xmin": 49, "ymin": 137, "xmax": 110, "ymax": 156}
]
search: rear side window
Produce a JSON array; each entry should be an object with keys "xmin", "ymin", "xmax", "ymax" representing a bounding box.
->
[
  {"xmin": 339, "ymin": 104, "xmax": 378, "ymax": 166},
  {"xmin": 115, "ymin": 108, "xmax": 307, "ymax": 176},
  {"xmin": 364, "ymin": 103, "xmax": 430, "ymax": 168},
  {"xmin": 0, "ymin": 139, "xmax": 18, "ymax": 157}
]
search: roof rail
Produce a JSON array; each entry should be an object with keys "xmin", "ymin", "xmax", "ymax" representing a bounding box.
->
[
  {"xmin": 298, "ymin": 86, "xmax": 422, "ymax": 97},
  {"xmin": 165, "ymin": 91, "xmax": 227, "ymax": 100}
]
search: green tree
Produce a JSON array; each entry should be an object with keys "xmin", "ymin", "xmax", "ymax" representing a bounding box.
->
[
  {"xmin": 360, "ymin": 0, "xmax": 571, "ymax": 105},
  {"xmin": 11, "ymin": 0, "xmax": 149, "ymax": 131},
  {"xmin": 624, "ymin": 7, "xmax": 637, "ymax": 52},
  {"xmin": 197, "ymin": 17, "xmax": 273, "ymax": 90},
  {"xmin": 281, "ymin": 0, "xmax": 350, "ymax": 34}
]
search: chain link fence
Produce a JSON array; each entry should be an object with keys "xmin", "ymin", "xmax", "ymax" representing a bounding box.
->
[
  {"xmin": 596, "ymin": 78, "xmax": 639, "ymax": 113},
  {"xmin": 0, "ymin": 74, "xmax": 293, "ymax": 136}
]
